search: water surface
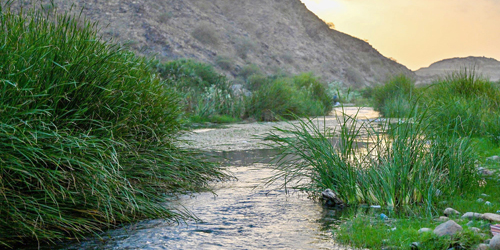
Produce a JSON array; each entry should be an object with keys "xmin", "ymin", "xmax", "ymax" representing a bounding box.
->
[{"xmin": 63, "ymin": 149, "xmax": 353, "ymax": 250}]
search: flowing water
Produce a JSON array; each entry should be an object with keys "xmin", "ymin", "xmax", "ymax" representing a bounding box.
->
[{"xmin": 60, "ymin": 149, "xmax": 355, "ymax": 250}]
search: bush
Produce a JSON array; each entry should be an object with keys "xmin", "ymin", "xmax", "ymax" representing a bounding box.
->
[
  {"xmin": 245, "ymin": 73, "xmax": 332, "ymax": 121},
  {"xmin": 0, "ymin": 6, "xmax": 226, "ymax": 247},
  {"xmin": 191, "ymin": 22, "xmax": 219, "ymax": 46},
  {"xmin": 373, "ymin": 74, "xmax": 416, "ymax": 117},
  {"xmin": 157, "ymin": 59, "xmax": 243, "ymax": 121}
]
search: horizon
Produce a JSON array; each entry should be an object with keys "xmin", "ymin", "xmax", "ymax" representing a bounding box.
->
[{"xmin": 300, "ymin": 0, "xmax": 500, "ymax": 70}]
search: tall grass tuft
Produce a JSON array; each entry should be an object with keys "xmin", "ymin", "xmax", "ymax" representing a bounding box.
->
[
  {"xmin": 0, "ymin": 5, "xmax": 227, "ymax": 247},
  {"xmin": 421, "ymin": 69, "xmax": 500, "ymax": 142},
  {"xmin": 264, "ymin": 108, "xmax": 478, "ymax": 213}
]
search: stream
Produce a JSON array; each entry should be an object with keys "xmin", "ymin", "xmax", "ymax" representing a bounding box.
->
[{"xmin": 61, "ymin": 149, "xmax": 355, "ymax": 250}]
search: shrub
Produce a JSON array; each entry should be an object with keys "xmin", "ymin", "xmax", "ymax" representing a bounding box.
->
[
  {"xmin": 234, "ymin": 38, "xmax": 256, "ymax": 59},
  {"xmin": 238, "ymin": 64, "xmax": 262, "ymax": 81},
  {"xmin": 191, "ymin": 22, "xmax": 219, "ymax": 46},
  {"xmin": 158, "ymin": 59, "xmax": 243, "ymax": 121},
  {"xmin": 373, "ymin": 74, "xmax": 416, "ymax": 117},
  {"xmin": 0, "ymin": 6, "xmax": 226, "ymax": 247},
  {"xmin": 245, "ymin": 73, "xmax": 332, "ymax": 121},
  {"xmin": 215, "ymin": 55, "xmax": 234, "ymax": 71}
]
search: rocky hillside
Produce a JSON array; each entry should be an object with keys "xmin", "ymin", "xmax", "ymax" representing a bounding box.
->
[
  {"xmin": 416, "ymin": 56, "xmax": 500, "ymax": 84},
  {"xmin": 14, "ymin": 0, "xmax": 413, "ymax": 86}
]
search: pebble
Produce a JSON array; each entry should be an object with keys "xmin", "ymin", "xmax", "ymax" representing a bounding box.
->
[
  {"xmin": 486, "ymin": 201, "xmax": 492, "ymax": 206},
  {"xmin": 478, "ymin": 198, "xmax": 485, "ymax": 202}
]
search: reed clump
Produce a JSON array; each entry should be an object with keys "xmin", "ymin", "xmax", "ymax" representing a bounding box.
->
[
  {"xmin": 265, "ymin": 109, "xmax": 479, "ymax": 212},
  {"xmin": 0, "ymin": 5, "xmax": 226, "ymax": 247}
]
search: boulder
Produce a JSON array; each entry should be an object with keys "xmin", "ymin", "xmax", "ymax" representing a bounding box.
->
[
  {"xmin": 434, "ymin": 220, "xmax": 463, "ymax": 236},
  {"xmin": 444, "ymin": 208, "xmax": 461, "ymax": 216},
  {"xmin": 482, "ymin": 213, "xmax": 500, "ymax": 223},
  {"xmin": 491, "ymin": 234, "xmax": 500, "ymax": 250},
  {"xmin": 462, "ymin": 212, "xmax": 483, "ymax": 220},
  {"xmin": 321, "ymin": 189, "xmax": 344, "ymax": 206}
]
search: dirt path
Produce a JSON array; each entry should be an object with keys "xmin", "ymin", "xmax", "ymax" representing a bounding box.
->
[{"xmin": 180, "ymin": 107, "xmax": 379, "ymax": 151}]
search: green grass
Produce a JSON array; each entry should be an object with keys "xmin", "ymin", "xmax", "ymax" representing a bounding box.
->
[
  {"xmin": 336, "ymin": 214, "xmax": 489, "ymax": 250},
  {"xmin": 0, "ymin": 5, "xmax": 227, "ymax": 247},
  {"xmin": 336, "ymin": 175, "xmax": 500, "ymax": 249}
]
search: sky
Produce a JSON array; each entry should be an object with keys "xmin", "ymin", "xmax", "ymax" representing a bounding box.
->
[{"xmin": 300, "ymin": 0, "xmax": 500, "ymax": 70}]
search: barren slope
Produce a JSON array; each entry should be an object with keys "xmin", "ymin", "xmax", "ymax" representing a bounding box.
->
[{"xmin": 20, "ymin": 0, "xmax": 414, "ymax": 86}]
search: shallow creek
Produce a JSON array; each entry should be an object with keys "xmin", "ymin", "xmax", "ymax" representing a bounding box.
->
[
  {"xmin": 62, "ymin": 149, "xmax": 355, "ymax": 250},
  {"xmin": 61, "ymin": 108, "xmax": 381, "ymax": 249}
]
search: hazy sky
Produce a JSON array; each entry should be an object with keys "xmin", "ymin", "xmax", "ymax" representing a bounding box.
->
[{"xmin": 300, "ymin": 0, "xmax": 500, "ymax": 70}]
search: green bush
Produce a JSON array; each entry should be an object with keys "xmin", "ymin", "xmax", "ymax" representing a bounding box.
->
[
  {"xmin": 373, "ymin": 74, "xmax": 416, "ymax": 117},
  {"xmin": 245, "ymin": 73, "xmax": 332, "ymax": 121},
  {"xmin": 0, "ymin": 6, "xmax": 226, "ymax": 247},
  {"xmin": 191, "ymin": 22, "xmax": 219, "ymax": 46},
  {"xmin": 157, "ymin": 59, "xmax": 243, "ymax": 122}
]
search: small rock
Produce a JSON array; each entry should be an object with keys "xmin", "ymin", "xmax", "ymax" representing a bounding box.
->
[
  {"xmin": 434, "ymin": 220, "xmax": 463, "ymax": 236},
  {"xmin": 482, "ymin": 213, "xmax": 500, "ymax": 222},
  {"xmin": 482, "ymin": 193, "xmax": 490, "ymax": 197},
  {"xmin": 436, "ymin": 216, "xmax": 450, "ymax": 222},
  {"xmin": 487, "ymin": 155, "xmax": 500, "ymax": 161},
  {"xmin": 475, "ymin": 243, "xmax": 490, "ymax": 250},
  {"xmin": 418, "ymin": 228, "xmax": 432, "ymax": 234},
  {"xmin": 321, "ymin": 189, "xmax": 344, "ymax": 206},
  {"xmin": 486, "ymin": 201, "xmax": 492, "ymax": 206},
  {"xmin": 467, "ymin": 221, "xmax": 475, "ymax": 227},
  {"xmin": 491, "ymin": 234, "xmax": 500, "ymax": 250},
  {"xmin": 496, "ymin": 210, "xmax": 500, "ymax": 214},
  {"xmin": 483, "ymin": 169, "xmax": 494, "ymax": 176},
  {"xmin": 463, "ymin": 212, "xmax": 483, "ymax": 220},
  {"xmin": 478, "ymin": 198, "xmax": 485, "ymax": 203},
  {"xmin": 470, "ymin": 227, "xmax": 482, "ymax": 233},
  {"xmin": 444, "ymin": 208, "xmax": 461, "ymax": 216},
  {"xmin": 370, "ymin": 205, "xmax": 381, "ymax": 209},
  {"xmin": 410, "ymin": 242, "xmax": 420, "ymax": 249}
]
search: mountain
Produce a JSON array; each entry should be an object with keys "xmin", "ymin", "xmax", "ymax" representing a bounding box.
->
[
  {"xmin": 416, "ymin": 56, "xmax": 500, "ymax": 84},
  {"xmin": 13, "ymin": 0, "xmax": 414, "ymax": 86}
]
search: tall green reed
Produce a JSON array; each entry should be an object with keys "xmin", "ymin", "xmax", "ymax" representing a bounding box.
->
[
  {"xmin": 0, "ymin": 5, "xmax": 227, "ymax": 247},
  {"xmin": 264, "ymin": 108, "xmax": 478, "ymax": 214}
]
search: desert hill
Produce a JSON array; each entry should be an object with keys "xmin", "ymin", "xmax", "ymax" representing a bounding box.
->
[
  {"xmin": 416, "ymin": 56, "xmax": 500, "ymax": 84},
  {"xmin": 15, "ymin": 0, "xmax": 414, "ymax": 86}
]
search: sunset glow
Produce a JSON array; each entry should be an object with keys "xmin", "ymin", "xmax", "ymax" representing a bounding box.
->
[{"xmin": 301, "ymin": 0, "xmax": 500, "ymax": 70}]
